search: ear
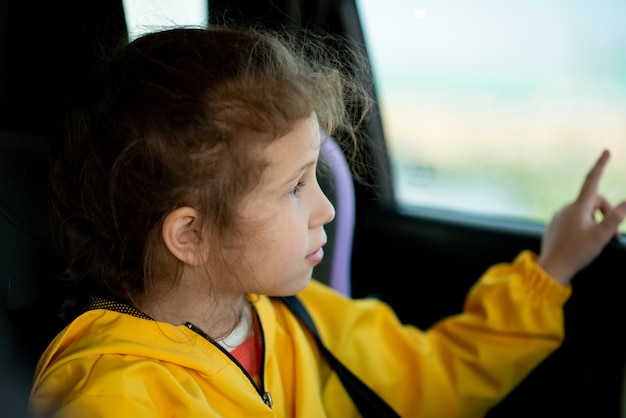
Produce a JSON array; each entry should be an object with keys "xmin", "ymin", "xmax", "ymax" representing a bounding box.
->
[{"xmin": 162, "ymin": 207, "xmax": 206, "ymax": 266}]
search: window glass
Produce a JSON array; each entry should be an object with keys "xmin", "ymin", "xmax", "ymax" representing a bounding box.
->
[
  {"xmin": 357, "ymin": 0, "xmax": 626, "ymax": 229},
  {"xmin": 123, "ymin": 0, "xmax": 207, "ymax": 40}
]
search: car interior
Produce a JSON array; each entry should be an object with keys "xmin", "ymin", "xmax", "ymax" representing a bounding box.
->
[{"xmin": 2, "ymin": 1, "xmax": 626, "ymax": 417}]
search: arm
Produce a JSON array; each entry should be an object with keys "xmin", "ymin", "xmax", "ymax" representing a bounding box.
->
[
  {"xmin": 303, "ymin": 263, "xmax": 569, "ymax": 418},
  {"xmin": 422, "ymin": 149, "xmax": 626, "ymax": 414},
  {"xmin": 427, "ymin": 250, "xmax": 570, "ymax": 416}
]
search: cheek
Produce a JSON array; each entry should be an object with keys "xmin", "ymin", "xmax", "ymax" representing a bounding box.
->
[
  {"xmin": 238, "ymin": 198, "xmax": 308, "ymax": 262},
  {"xmin": 236, "ymin": 216, "xmax": 279, "ymax": 261},
  {"xmin": 251, "ymin": 216, "xmax": 305, "ymax": 263}
]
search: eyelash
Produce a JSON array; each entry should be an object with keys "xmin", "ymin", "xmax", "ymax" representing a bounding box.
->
[{"xmin": 289, "ymin": 181, "xmax": 306, "ymax": 197}]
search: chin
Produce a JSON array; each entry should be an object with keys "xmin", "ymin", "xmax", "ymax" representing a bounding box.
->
[{"xmin": 271, "ymin": 275, "xmax": 312, "ymax": 297}]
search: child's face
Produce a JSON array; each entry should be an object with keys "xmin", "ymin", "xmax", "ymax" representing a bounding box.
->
[{"xmin": 234, "ymin": 113, "xmax": 336, "ymax": 296}]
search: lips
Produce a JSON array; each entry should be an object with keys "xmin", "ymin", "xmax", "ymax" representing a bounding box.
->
[{"xmin": 306, "ymin": 246, "xmax": 324, "ymax": 263}]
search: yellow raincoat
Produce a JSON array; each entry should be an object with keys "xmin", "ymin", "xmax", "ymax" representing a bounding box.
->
[{"xmin": 29, "ymin": 250, "xmax": 570, "ymax": 418}]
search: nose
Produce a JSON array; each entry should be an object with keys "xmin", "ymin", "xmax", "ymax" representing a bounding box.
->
[
  {"xmin": 311, "ymin": 183, "xmax": 336, "ymax": 228},
  {"xmin": 321, "ymin": 189, "xmax": 336, "ymax": 226}
]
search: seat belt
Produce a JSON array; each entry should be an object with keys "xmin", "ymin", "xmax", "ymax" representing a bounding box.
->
[{"xmin": 280, "ymin": 295, "xmax": 401, "ymax": 418}]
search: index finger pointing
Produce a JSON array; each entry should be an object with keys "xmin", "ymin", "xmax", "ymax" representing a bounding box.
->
[{"xmin": 577, "ymin": 149, "xmax": 610, "ymax": 203}]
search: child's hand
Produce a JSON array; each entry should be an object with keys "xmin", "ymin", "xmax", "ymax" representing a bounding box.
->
[{"xmin": 537, "ymin": 150, "xmax": 626, "ymax": 285}]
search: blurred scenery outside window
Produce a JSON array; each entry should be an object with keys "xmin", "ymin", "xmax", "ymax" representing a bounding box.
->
[{"xmin": 357, "ymin": 0, "xmax": 626, "ymax": 231}]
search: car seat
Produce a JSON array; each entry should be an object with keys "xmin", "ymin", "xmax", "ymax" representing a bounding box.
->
[{"xmin": 314, "ymin": 136, "xmax": 355, "ymax": 297}]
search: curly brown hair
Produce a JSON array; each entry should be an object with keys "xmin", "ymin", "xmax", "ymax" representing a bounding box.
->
[{"xmin": 50, "ymin": 25, "xmax": 372, "ymax": 310}]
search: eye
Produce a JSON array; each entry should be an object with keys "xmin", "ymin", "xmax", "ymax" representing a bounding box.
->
[{"xmin": 289, "ymin": 181, "xmax": 306, "ymax": 197}]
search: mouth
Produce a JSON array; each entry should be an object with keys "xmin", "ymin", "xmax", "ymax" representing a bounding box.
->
[{"xmin": 306, "ymin": 246, "xmax": 325, "ymax": 263}]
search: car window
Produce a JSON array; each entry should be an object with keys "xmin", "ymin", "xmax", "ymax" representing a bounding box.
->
[
  {"xmin": 123, "ymin": 0, "xmax": 207, "ymax": 40},
  {"xmin": 356, "ymin": 0, "xmax": 626, "ymax": 231}
]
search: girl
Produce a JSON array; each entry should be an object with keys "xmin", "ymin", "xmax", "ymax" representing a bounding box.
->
[{"xmin": 29, "ymin": 26, "xmax": 626, "ymax": 417}]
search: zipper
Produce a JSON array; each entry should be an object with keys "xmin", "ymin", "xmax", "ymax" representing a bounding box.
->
[
  {"xmin": 256, "ymin": 315, "xmax": 272, "ymax": 407},
  {"xmin": 84, "ymin": 299, "xmax": 273, "ymax": 406},
  {"xmin": 185, "ymin": 313, "xmax": 272, "ymax": 408}
]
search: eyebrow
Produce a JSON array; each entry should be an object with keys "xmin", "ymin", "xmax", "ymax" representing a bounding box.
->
[{"xmin": 281, "ymin": 160, "xmax": 316, "ymax": 188}]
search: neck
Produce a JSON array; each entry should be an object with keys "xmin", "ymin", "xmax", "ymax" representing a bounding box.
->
[{"xmin": 137, "ymin": 273, "xmax": 250, "ymax": 341}]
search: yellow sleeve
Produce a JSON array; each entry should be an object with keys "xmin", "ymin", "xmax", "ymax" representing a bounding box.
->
[
  {"xmin": 427, "ymin": 249, "xmax": 571, "ymax": 415},
  {"xmin": 303, "ymin": 250, "xmax": 571, "ymax": 418}
]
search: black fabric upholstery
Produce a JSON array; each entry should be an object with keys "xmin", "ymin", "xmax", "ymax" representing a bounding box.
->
[{"xmin": 0, "ymin": 131, "xmax": 57, "ymax": 417}]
